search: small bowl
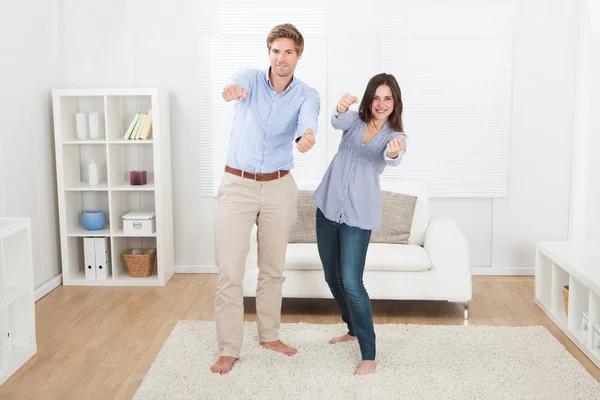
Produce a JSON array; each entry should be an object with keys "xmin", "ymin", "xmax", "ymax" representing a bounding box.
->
[{"xmin": 81, "ymin": 210, "xmax": 106, "ymax": 230}]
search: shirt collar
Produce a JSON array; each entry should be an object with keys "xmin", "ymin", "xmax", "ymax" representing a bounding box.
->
[{"xmin": 265, "ymin": 68, "xmax": 297, "ymax": 92}]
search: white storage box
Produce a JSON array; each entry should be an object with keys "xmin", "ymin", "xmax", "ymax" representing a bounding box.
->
[
  {"xmin": 123, "ymin": 211, "xmax": 156, "ymax": 235},
  {"xmin": 594, "ymin": 324, "xmax": 600, "ymax": 352},
  {"xmin": 582, "ymin": 311, "xmax": 589, "ymax": 333}
]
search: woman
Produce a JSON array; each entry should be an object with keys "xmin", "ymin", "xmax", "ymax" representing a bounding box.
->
[{"xmin": 313, "ymin": 73, "xmax": 407, "ymax": 375}]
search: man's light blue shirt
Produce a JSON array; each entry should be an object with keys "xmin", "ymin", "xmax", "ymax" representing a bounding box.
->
[{"xmin": 225, "ymin": 68, "xmax": 320, "ymax": 173}]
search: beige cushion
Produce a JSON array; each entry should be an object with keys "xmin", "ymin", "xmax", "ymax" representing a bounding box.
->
[
  {"xmin": 289, "ymin": 191, "xmax": 317, "ymax": 243},
  {"xmin": 285, "ymin": 243, "xmax": 431, "ymax": 272},
  {"xmin": 380, "ymin": 182, "xmax": 429, "ymax": 246},
  {"xmin": 290, "ymin": 190, "xmax": 418, "ymax": 244},
  {"xmin": 371, "ymin": 191, "xmax": 418, "ymax": 245}
]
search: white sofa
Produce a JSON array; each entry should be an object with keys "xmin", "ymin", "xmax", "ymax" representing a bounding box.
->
[{"xmin": 242, "ymin": 182, "xmax": 472, "ymax": 319}]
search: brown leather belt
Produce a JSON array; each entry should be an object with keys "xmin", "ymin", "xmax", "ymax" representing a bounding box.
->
[{"xmin": 225, "ymin": 166, "xmax": 289, "ymax": 182}]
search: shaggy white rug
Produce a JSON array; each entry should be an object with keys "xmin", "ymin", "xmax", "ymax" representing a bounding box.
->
[{"xmin": 133, "ymin": 321, "xmax": 600, "ymax": 400}]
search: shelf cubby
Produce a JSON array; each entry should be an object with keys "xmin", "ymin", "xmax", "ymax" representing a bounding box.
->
[
  {"xmin": 108, "ymin": 144, "xmax": 154, "ymax": 188},
  {"xmin": 567, "ymin": 275, "xmax": 589, "ymax": 344},
  {"xmin": 1, "ymin": 227, "xmax": 33, "ymax": 295},
  {"xmin": 535, "ymin": 251, "xmax": 552, "ymax": 307},
  {"xmin": 0, "ymin": 243, "xmax": 5, "ymax": 308},
  {"xmin": 106, "ymin": 95, "xmax": 152, "ymax": 141},
  {"xmin": 66, "ymin": 236, "xmax": 85, "ymax": 280},
  {"xmin": 111, "ymin": 236, "xmax": 158, "ymax": 280},
  {"xmin": 109, "ymin": 191, "xmax": 155, "ymax": 234},
  {"xmin": 0, "ymin": 306, "xmax": 6, "ymax": 370},
  {"xmin": 57, "ymin": 96, "xmax": 105, "ymax": 141},
  {"xmin": 550, "ymin": 262, "xmax": 569, "ymax": 324},
  {"xmin": 62, "ymin": 144, "xmax": 108, "ymax": 189},
  {"xmin": 589, "ymin": 292, "xmax": 600, "ymax": 356},
  {"xmin": 0, "ymin": 218, "xmax": 36, "ymax": 384},
  {"xmin": 64, "ymin": 191, "xmax": 110, "ymax": 236},
  {"xmin": 7, "ymin": 291, "xmax": 35, "ymax": 348}
]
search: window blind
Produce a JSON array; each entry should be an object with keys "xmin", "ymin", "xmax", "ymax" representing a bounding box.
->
[{"xmin": 380, "ymin": 0, "xmax": 515, "ymax": 197}]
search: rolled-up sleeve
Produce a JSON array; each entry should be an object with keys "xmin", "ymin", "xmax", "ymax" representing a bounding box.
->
[
  {"xmin": 225, "ymin": 68, "xmax": 255, "ymax": 91},
  {"xmin": 331, "ymin": 108, "xmax": 360, "ymax": 132},
  {"xmin": 296, "ymin": 88, "xmax": 321, "ymax": 141}
]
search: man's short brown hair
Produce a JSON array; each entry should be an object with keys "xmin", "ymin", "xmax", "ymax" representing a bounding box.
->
[{"xmin": 266, "ymin": 23, "xmax": 304, "ymax": 54}]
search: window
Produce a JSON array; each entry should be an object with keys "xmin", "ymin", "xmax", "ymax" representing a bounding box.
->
[{"xmin": 380, "ymin": 0, "xmax": 515, "ymax": 197}]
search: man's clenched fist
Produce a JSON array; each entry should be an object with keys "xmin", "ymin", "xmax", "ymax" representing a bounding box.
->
[
  {"xmin": 222, "ymin": 84, "xmax": 247, "ymax": 102},
  {"xmin": 297, "ymin": 128, "xmax": 316, "ymax": 153}
]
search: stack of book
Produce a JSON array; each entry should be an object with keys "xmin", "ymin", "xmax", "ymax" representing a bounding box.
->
[{"xmin": 123, "ymin": 109, "xmax": 153, "ymax": 140}]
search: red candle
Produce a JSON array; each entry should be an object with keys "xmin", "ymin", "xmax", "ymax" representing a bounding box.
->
[{"xmin": 129, "ymin": 170, "xmax": 147, "ymax": 185}]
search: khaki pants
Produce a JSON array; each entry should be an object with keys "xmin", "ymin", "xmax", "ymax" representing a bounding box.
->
[{"xmin": 214, "ymin": 171, "xmax": 298, "ymax": 357}]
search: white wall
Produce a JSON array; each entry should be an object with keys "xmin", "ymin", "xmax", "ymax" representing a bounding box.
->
[
  {"xmin": 0, "ymin": 1, "xmax": 63, "ymax": 289},
  {"xmin": 2, "ymin": 0, "xmax": 587, "ymax": 281},
  {"xmin": 589, "ymin": 2, "xmax": 600, "ymax": 241},
  {"xmin": 569, "ymin": 0, "xmax": 600, "ymax": 241},
  {"xmin": 59, "ymin": 0, "xmax": 216, "ymax": 268},
  {"xmin": 490, "ymin": 0, "xmax": 579, "ymax": 268}
]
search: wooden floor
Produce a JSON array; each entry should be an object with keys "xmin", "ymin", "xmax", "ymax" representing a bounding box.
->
[{"xmin": 0, "ymin": 275, "xmax": 598, "ymax": 399}]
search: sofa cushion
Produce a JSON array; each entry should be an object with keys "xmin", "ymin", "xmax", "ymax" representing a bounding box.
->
[
  {"xmin": 371, "ymin": 191, "xmax": 417, "ymax": 244},
  {"xmin": 284, "ymin": 243, "xmax": 431, "ymax": 272},
  {"xmin": 380, "ymin": 182, "xmax": 429, "ymax": 246},
  {"xmin": 289, "ymin": 190, "xmax": 417, "ymax": 244}
]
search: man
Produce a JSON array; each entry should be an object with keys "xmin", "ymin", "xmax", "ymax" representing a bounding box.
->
[{"xmin": 210, "ymin": 23, "xmax": 320, "ymax": 375}]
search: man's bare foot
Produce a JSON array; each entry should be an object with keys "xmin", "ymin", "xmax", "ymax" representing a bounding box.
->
[
  {"xmin": 210, "ymin": 356, "xmax": 238, "ymax": 375},
  {"xmin": 260, "ymin": 340, "xmax": 297, "ymax": 356},
  {"xmin": 329, "ymin": 333, "xmax": 357, "ymax": 344},
  {"xmin": 354, "ymin": 360, "xmax": 376, "ymax": 375}
]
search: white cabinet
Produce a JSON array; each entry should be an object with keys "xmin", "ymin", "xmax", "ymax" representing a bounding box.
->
[
  {"xmin": 0, "ymin": 218, "xmax": 37, "ymax": 385},
  {"xmin": 535, "ymin": 241, "xmax": 600, "ymax": 369},
  {"xmin": 52, "ymin": 89, "xmax": 175, "ymax": 286}
]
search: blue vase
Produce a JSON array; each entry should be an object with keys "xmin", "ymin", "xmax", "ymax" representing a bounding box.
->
[{"xmin": 81, "ymin": 210, "xmax": 106, "ymax": 230}]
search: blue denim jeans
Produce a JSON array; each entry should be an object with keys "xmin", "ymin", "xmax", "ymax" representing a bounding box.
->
[{"xmin": 315, "ymin": 208, "xmax": 376, "ymax": 360}]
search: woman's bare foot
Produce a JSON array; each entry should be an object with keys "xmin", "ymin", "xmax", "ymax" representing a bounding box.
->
[
  {"xmin": 210, "ymin": 356, "xmax": 238, "ymax": 374},
  {"xmin": 260, "ymin": 340, "xmax": 297, "ymax": 356},
  {"xmin": 329, "ymin": 333, "xmax": 356, "ymax": 344},
  {"xmin": 354, "ymin": 360, "xmax": 376, "ymax": 375}
]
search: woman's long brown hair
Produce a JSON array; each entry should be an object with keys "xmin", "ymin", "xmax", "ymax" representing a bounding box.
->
[{"xmin": 358, "ymin": 73, "xmax": 404, "ymax": 132}]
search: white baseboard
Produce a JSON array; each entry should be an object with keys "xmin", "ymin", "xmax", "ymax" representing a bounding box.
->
[
  {"xmin": 175, "ymin": 265, "xmax": 218, "ymax": 273},
  {"xmin": 471, "ymin": 266, "xmax": 534, "ymax": 276},
  {"xmin": 35, "ymin": 273, "xmax": 62, "ymax": 302},
  {"xmin": 174, "ymin": 265, "xmax": 534, "ymax": 276}
]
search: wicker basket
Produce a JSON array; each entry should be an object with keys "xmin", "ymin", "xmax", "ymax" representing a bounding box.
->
[
  {"xmin": 562, "ymin": 285, "xmax": 569, "ymax": 316},
  {"xmin": 122, "ymin": 248, "xmax": 156, "ymax": 277}
]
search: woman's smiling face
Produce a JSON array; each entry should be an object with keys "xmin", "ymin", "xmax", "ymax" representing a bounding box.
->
[{"xmin": 370, "ymin": 84, "xmax": 394, "ymax": 122}]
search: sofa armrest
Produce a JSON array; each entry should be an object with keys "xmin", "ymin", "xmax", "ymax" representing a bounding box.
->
[
  {"xmin": 423, "ymin": 217, "xmax": 470, "ymax": 274},
  {"xmin": 245, "ymin": 224, "xmax": 259, "ymax": 271}
]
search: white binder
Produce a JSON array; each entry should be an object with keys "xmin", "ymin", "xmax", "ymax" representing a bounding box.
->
[
  {"xmin": 94, "ymin": 237, "xmax": 111, "ymax": 279},
  {"xmin": 83, "ymin": 237, "xmax": 96, "ymax": 279}
]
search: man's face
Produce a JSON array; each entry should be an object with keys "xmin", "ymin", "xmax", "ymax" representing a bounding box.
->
[{"xmin": 268, "ymin": 38, "xmax": 301, "ymax": 78}]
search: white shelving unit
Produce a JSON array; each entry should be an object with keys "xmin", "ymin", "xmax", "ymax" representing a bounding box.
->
[
  {"xmin": 52, "ymin": 89, "xmax": 175, "ymax": 286},
  {"xmin": 0, "ymin": 218, "xmax": 37, "ymax": 385},
  {"xmin": 535, "ymin": 241, "xmax": 600, "ymax": 368}
]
